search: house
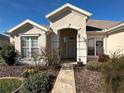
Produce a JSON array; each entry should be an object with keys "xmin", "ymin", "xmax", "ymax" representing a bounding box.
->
[
  {"xmin": 0, "ymin": 34, "xmax": 9, "ymax": 49},
  {"xmin": 7, "ymin": 3, "xmax": 124, "ymax": 64}
]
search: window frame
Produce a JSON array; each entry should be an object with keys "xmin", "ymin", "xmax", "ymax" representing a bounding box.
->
[{"xmin": 87, "ymin": 38, "xmax": 95, "ymax": 56}]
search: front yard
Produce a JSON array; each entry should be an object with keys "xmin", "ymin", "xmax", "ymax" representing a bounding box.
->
[
  {"xmin": 0, "ymin": 65, "xmax": 60, "ymax": 93},
  {"xmin": 0, "ymin": 44, "xmax": 61, "ymax": 93}
]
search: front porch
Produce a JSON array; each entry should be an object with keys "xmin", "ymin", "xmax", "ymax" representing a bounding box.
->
[{"xmin": 58, "ymin": 28, "xmax": 77, "ymax": 61}]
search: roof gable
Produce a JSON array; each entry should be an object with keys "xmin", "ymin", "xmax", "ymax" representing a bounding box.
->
[
  {"xmin": 7, "ymin": 19, "xmax": 48, "ymax": 33},
  {"xmin": 46, "ymin": 3, "xmax": 92, "ymax": 19}
]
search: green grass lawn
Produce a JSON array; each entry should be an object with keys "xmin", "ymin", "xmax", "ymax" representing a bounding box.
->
[{"xmin": 0, "ymin": 79, "xmax": 22, "ymax": 93}]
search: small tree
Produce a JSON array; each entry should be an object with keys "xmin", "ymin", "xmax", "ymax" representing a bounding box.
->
[
  {"xmin": 0, "ymin": 44, "xmax": 16, "ymax": 65},
  {"xmin": 40, "ymin": 48, "xmax": 61, "ymax": 66}
]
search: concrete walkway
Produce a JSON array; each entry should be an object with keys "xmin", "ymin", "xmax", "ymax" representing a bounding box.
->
[{"xmin": 51, "ymin": 63, "xmax": 76, "ymax": 93}]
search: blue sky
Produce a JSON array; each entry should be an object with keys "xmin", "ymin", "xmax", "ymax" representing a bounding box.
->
[{"xmin": 0, "ymin": 0, "xmax": 124, "ymax": 33}]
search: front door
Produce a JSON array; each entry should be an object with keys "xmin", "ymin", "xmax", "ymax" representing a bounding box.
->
[{"xmin": 63, "ymin": 36, "xmax": 76, "ymax": 59}]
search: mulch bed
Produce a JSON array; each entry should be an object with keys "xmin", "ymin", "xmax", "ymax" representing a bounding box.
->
[
  {"xmin": 0, "ymin": 65, "xmax": 28, "ymax": 77},
  {"xmin": 0, "ymin": 64, "xmax": 60, "ymax": 78},
  {"xmin": 74, "ymin": 65, "xmax": 103, "ymax": 93}
]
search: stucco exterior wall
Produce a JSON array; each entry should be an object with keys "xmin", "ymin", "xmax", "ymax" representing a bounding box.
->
[
  {"xmin": 49, "ymin": 10, "xmax": 87, "ymax": 34},
  {"xmin": 48, "ymin": 9, "xmax": 88, "ymax": 64},
  {"xmin": 106, "ymin": 29, "xmax": 124, "ymax": 55}
]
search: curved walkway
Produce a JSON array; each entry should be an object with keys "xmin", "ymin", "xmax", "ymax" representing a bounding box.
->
[{"xmin": 51, "ymin": 63, "xmax": 76, "ymax": 93}]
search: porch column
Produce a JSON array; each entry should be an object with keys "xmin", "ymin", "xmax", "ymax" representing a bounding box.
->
[
  {"xmin": 57, "ymin": 31, "xmax": 61, "ymax": 60},
  {"xmin": 77, "ymin": 29, "xmax": 87, "ymax": 64}
]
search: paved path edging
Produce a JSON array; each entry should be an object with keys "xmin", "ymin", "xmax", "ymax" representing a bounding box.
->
[{"xmin": 0, "ymin": 77, "xmax": 24, "ymax": 80}]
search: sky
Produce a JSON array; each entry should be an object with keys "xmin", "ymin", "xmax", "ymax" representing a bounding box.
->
[{"xmin": 0, "ymin": 0, "xmax": 124, "ymax": 33}]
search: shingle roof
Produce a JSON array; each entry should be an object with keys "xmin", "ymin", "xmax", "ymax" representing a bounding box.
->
[{"xmin": 87, "ymin": 19, "xmax": 120, "ymax": 29}]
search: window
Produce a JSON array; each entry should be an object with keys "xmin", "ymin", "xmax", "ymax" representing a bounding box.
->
[
  {"xmin": 96, "ymin": 41, "xmax": 103, "ymax": 55},
  {"xmin": 88, "ymin": 38, "xmax": 95, "ymax": 55},
  {"xmin": 21, "ymin": 36, "xmax": 38, "ymax": 57},
  {"xmin": 88, "ymin": 37, "xmax": 103, "ymax": 56}
]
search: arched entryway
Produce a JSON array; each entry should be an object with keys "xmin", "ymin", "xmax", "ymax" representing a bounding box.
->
[{"xmin": 58, "ymin": 28, "xmax": 77, "ymax": 61}]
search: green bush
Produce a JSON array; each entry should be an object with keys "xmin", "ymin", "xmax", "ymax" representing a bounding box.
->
[
  {"xmin": 86, "ymin": 61, "xmax": 102, "ymax": 71},
  {"xmin": 0, "ymin": 44, "xmax": 16, "ymax": 65},
  {"xmin": 20, "ymin": 72, "xmax": 51, "ymax": 93},
  {"xmin": 0, "ymin": 56, "xmax": 5, "ymax": 64}
]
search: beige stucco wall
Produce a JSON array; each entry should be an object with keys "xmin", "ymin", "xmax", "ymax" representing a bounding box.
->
[
  {"xmin": 48, "ymin": 9, "xmax": 88, "ymax": 64},
  {"xmin": 106, "ymin": 29, "xmax": 124, "ymax": 55},
  {"xmin": 10, "ymin": 24, "xmax": 46, "ymax": 54}
]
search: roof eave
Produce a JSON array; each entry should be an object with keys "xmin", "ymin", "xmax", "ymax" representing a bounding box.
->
[
  {"xmin": 7, "ymin": 19, "xmax": 48, "ymax": 34},
  {"xmin": 46, "ymin": 3, "xmax": 92, "ymax": 19},
  {"xmin": 87, "ymin": 31, "xmax": 106, "ymax": 35}
]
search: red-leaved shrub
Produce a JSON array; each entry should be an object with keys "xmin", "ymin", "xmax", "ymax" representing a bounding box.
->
[{"xmin": 98, "ymin": 54, "xmax": 110, "ymax": 62}]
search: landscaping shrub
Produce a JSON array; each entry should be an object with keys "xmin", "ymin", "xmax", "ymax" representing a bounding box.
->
[
  {"xmin": 0, "ymin": 44, "xmax": 16, "ymax": 65},
  {"xmin": 20, "ymin": 72, "xmax": 51, "ymax": 93},
  {"xmin": 100, "ymin": 52, "xmax": 124, "ymax": 93},
  {"xmin": 86, "ymin": 61, "xmax": 102, "ymax": 71},
  {"xmin": 98, "ymin": 54, "xmax": 110, "ymax": 62},
  {"xmin": 0, "ymin": 56, "xmax": 5, "ymax": 64},
  {"xmin": 86, "ymin": 51, "xmax": 124, "ymax": 93}
]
